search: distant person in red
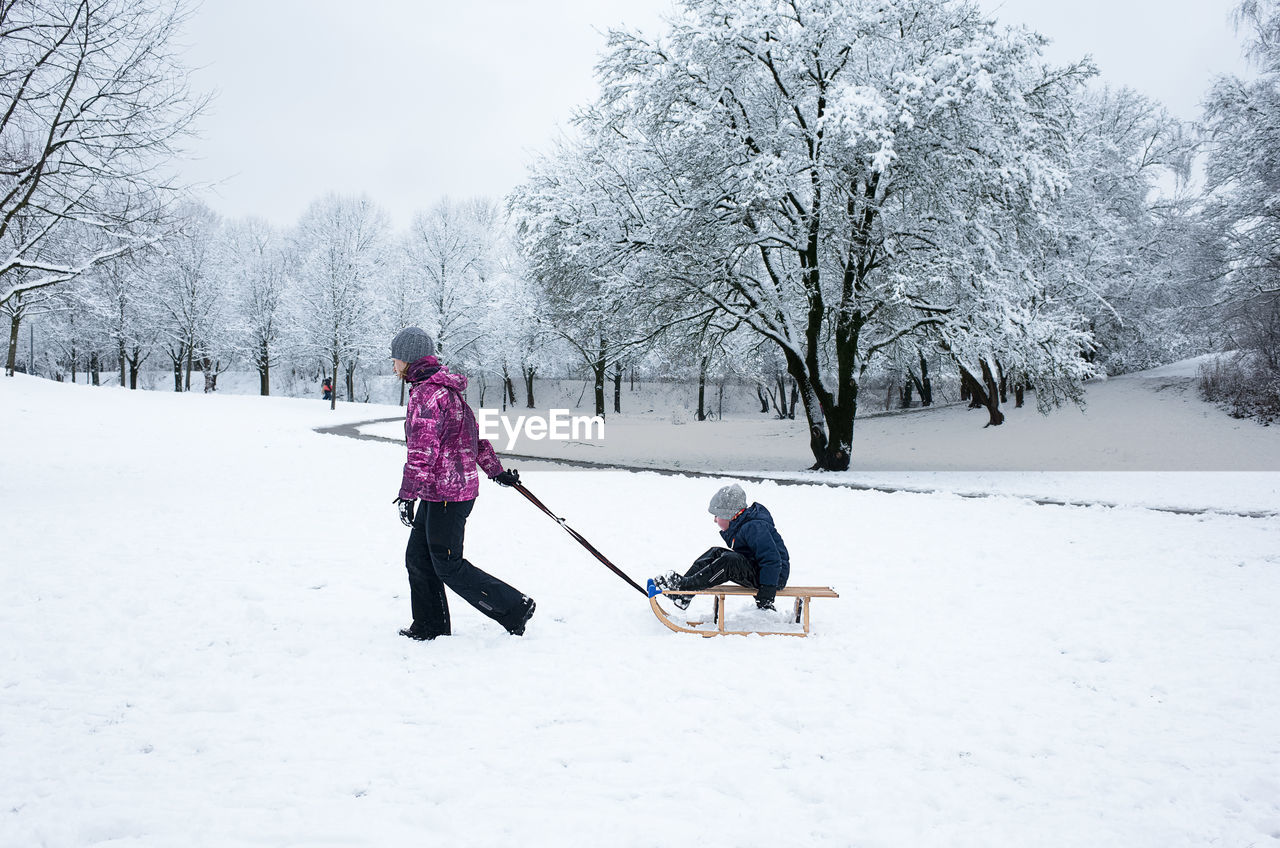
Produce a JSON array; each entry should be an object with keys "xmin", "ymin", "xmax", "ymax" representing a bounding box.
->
[{"xmin": 321, "ymin": 378, "xmax": 333, "ymax": 401}]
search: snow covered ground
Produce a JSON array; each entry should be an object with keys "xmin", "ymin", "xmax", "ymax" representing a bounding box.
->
[
  {"xmin": 359, "ymin": 357, "xmax": 1280, "ymax": 515},
  {"xmin": 2, "ymin": 372, "xmax": 1279, "ymax": 847}
]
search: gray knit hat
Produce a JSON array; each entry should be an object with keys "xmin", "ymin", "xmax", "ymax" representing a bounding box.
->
[
  {"xmin": 390, "ymin": 326, "xmax": 436, "ymax": 363},
  {"xmin": 708, "ymin": 483, "xmax": 747, "ymax": 520}
]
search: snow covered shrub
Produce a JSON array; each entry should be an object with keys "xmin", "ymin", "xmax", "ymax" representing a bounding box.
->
[{"xmin": 1199, "ymin": 355, "xmax": 1280, "ymax": 424}]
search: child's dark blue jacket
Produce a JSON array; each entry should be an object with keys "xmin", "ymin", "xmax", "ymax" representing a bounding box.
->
[{"xmin": 719, "ymin": 503, "xmax": 790, "ymax": 589}]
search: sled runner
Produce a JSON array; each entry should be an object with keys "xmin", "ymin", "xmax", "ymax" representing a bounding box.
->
[{"xmin": 647, "ymin": 582, "xmax": 839, "ymax": 637}]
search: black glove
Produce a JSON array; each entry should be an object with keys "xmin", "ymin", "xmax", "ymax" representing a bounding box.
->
[
  {"xmin": 494, "ymin": 469, "xmax": 520, "ymax": 488},
  {"xmin": 755, "ymin": 586, "xmax": 777, "ymax": 610},
  {"xmin": 394, "ymin": 497, "xmax": 415, "ymax": 527}
]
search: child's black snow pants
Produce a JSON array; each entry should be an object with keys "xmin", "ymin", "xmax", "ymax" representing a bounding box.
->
[
  {"xmin": 404, "ymin": 499, "xmax": 525, "ymax": 637},
  {"xmin": 680, "ymin": 546, "xmax": 761, "ymax": 590}
]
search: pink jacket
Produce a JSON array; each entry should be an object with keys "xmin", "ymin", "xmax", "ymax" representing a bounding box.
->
[{"xmin": 398, "ymin": 357, "xmax": 503, "ymax": 502}]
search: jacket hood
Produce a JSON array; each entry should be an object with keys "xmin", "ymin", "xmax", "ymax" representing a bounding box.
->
[
  {"xmin": 409, "ymin": 357, "xmax": 468, "ymax": 393},
  {"xmin": 722, "ymin": 502, "xmax": 770, "ymax": 538}
]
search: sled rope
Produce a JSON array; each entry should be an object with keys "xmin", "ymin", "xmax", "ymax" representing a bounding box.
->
[{"xmin": 512, "ymin": 483, "xmax": 648, "ymax": 596}]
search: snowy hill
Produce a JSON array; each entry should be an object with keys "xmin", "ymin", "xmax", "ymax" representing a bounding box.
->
[{"xmin": 1, "ymin": 371, "xmax": 1279, "ymax": 847}]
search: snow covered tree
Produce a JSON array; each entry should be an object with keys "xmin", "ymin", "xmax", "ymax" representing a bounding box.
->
[
  {"xmin": 378, "ymin": 252, "xmax": 425, "ymax": 406},
  {"xmin": 0, "ymin": 0, "xmax": 204, "ymax": 340},
  {"xmin": 77, "ymin": 250, "xmax": 159, "ymax": 388},
  {"xmin": 1045, "ymin": 86, "xmax": 1197, "ymax": 376},
  {"xmin": 151, "ymin": 202, "xmax": 223, "ymax": 392},
  {"xmin": 484, "ymin": 227, "xmax": 556, "ymax": 410},
  {"xmin": 516, "ymin": 0, "xmax": 1100, "ymax": 467},
  {"xmin": 1202, "ymin": 0, "xmax": 1280, "ymax": 368},
  {"xmin": 222, "ymin": 217, "xmax": 289, "ymax": 395},
  {"xmin": 290, "ymin": 194, "xmax": 388, "ymax": 409},
  {"xmin": 516, "ymin": 136, "xmax": 713, "ymax": 419},
  {"xmin": 3, "ymin": 216, "xmax": 79, "ymax": 375},
  {"xmin": 402, "ymin": 198, "xmax": 491, "ymax": 364}
]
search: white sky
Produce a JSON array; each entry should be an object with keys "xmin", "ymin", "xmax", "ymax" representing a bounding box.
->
[{"xmin": 177, "ymin": 0, "xmax": 1252, "ymax": 230}]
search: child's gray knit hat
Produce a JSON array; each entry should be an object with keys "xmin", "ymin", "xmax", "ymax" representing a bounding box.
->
[{"xmin": 708, "ymin": 483, "xmax": 747, "ymax": 519}]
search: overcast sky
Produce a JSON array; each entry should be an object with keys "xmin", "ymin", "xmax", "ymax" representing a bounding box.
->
[{"xmin": 177, "ymin": 0, "xmax": 1252, "ymax": 230}]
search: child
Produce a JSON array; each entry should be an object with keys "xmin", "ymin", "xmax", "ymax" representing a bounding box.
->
[{"xmin": 653, "ymin": 483, "xmax": 790, "ymax": 610}]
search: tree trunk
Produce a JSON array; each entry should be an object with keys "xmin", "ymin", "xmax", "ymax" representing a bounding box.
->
[
  {"xmin": 184, "ymin": 344, "xmax": 193, "ymax": 392},
  {"xmin": 961, "ymin": 369, "xmax": 984, "ymax": 408},
  {"xmin": 788, "ymin": 380, "xmax": 798, "ymax": 419},
  {"xmin": 899, "ymin": 379, "xmax": 913, "ymax": 409},
  {"xmin": 960, "ymin": 361, "xmax": 1004, "ymax": 426},
  {"xmin": 756, "ymin": 384, "xmax": 769, "ymax": 413},
  {"xmin": 258, "ymin": 341, "xmax": 270, "ymax": 396},
  {"xmin": 201, "ymin": 357, "xmax": 217, "ymax": 393},
  {"xmin": 90, "ymin": 352, "xmax": 100, "ymax": 386},
  {"xmin": 612, "ymin": 362, "xmax": 622, "ymax": 414},
  {"xmin": 781, "ymin": 353, "xmax": 854, "ymax": 471},
  {"xmin": 330, "ymin": 353, "xmax": 339, "ymax": 411},
  {"xmin": 523, "ymin": 366, "xmax": 536, "ymax": 408},
  {"xmin": 997, "ymin": 359, "xmax": 1008, "ymax": 404},
  {"xmin": 593, "ymin": 343, "xmax": 606, "ymax": 418},
  {"xmin": 345, "ymin": 360, "xmax": 355, "ymax": 404},
  {"xmin": 6, "ymin": 312, "xmax": 20, "ymax": 377},
  {"xmin": 172, "ymin": 352, "xmax": 183, "ymax": 392},
  {"xmin": 505, "ymin": 374, "xmax": 517, "ymax": 408},
  {"xmin": 1015, "ymin": 384, "xmax": 1025, "ymax": 408},
  {"xmin": 909, "ymin": 354, "xmax": 933, "ymax": 406},
  {"xmin": 696, "ymin": 356, "xmax": 708, "ymax": 421},
  {"xmin": 128, "ymin": 351, "xmax": 142, "ymax": 390},
  {"xmin": 884, "ymin": 375, "xmax": 895, "ymax": 411},
  {"xmin": 980, "ymin": 359, "xmax": 1004, "ymax": 425}
]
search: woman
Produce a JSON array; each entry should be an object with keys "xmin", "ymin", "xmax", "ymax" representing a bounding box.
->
[{"xmin": 390, "ymin": 326, "xmax": 534, "ymax": 640}]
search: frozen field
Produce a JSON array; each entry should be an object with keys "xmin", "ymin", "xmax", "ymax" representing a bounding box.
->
[{"xmin": 1, "ymin": 373, "xmax": 1278, "ymax": 847}]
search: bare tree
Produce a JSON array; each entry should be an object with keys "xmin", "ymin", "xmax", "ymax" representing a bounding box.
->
[
  {"xmin": 290, "ymin": 194, "xmax": 388, "ymax": 410},
  {"xmin": 0, "ymin": 0, "xmax": 205, "ymax": 342},
  {"xmin": 78, "ymin": 250, "xmax": 158, "ymax": 388},
  {"xmin": 152, "ymin": 202, "xmax": 222, "ymax": 391},
  {"xmin": 402, "ymin": 198, "xmax": 490, "ymax": 363},
  {"xmin": 223, "ymin": 217, "xmax": 288, "ymax": 395}
]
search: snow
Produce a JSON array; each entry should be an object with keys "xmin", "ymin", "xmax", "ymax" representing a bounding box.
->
[
  {"xmin": 2, "ymin": 370, "xmax": 1280, "ymax": 847},
  {"xmin": 358, "ymin": 360, "xmax": 1280, "ymax": 514}
]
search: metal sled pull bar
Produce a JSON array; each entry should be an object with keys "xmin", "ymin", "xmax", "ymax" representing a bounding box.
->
[{"xmin": 511, "ymin": 482, "xmax": 648, "ymax": 597}]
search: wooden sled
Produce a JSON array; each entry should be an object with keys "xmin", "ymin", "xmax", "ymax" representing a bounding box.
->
[{"xmin": 647, "ymin": 583, "xmax": 839, "ymax": 637}]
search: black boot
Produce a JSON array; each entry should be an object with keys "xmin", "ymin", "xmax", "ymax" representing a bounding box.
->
[
  {"xmin": 652, "ymin": 571, "xmax": 693, "ymax": 610},
  {"xmin": 399, "ymin": 624, "xmax": 441, "ymax": 641},
  {"xmin": 499, "ymin": 596, "xmax": 536, "ymax": 636}
]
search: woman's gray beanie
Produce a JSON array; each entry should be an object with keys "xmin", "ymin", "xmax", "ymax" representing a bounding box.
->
[
  {"xmin": 708, "ymin": 483, "xmax": 747, "ymax": 519},
  {"xmin": 390, "ymin": 327, "xmax": 436, "ymax": 363}
]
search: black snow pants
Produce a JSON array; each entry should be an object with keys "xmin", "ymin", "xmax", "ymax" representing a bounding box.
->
[
  {"xmin": 405, "ymin": 499, "xmax": 525, "ymax": 637},
  {"xmin": 680, "ymin": 547, "xmax": 761, "ymax": 591}
]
